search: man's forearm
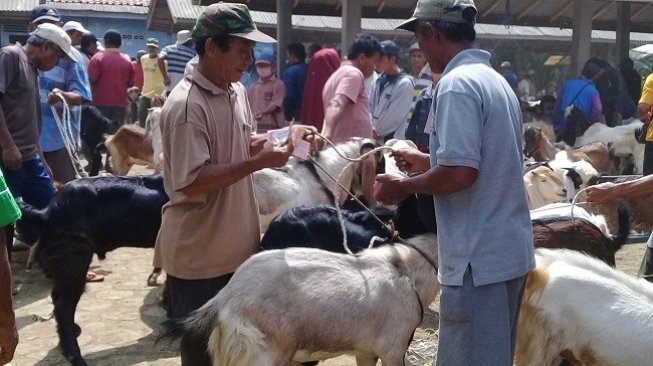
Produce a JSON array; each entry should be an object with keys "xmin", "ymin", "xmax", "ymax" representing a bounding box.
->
[
  {"xmin": 323, "ymin": 105, "xmax": 344, "ymax": 137},
  {"xmin": 59, "ymin": 91, "xmax": 84, "ymax": 106},
  {"xmin": 401, "ymin": 165, "xmax": 478, "ymax": 196},
  {"xmin": 180, "ymin": 158, "xmax": 264, "ymax": 196},
  {"xmin": 0, "ymin": 106, "xmax": 15, "ymax": 152},
  {"xmin": 613, "ymin": 174, "xmax": 653, "ymax": 199}
]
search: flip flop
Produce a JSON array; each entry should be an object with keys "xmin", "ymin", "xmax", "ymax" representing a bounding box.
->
[{"xmin": 85, "ymin": 271, "xmax": 105, "ymax": 283}]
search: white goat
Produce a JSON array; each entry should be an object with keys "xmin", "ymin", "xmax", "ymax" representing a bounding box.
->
[
  {"xmin": 145, "ymin": 107, "xmax": 163, "ymax": 171},
  {"xmin": 254, "ymin": 138, "xmax": 381, "ymax": 232},
  {"xmin": 516, "ymin": 248, "xmax": 653, "ymax": 366},
  {"xmin": 524, "ymin": 165, "xmax": 567, "ymax": 210},
  {"xmin": 185, "ymin": 233, "xmax": 439, "ymax": 366},
  {"xmin": 575, "ymin": 121, "xmax": 644, "ymax": 174}
]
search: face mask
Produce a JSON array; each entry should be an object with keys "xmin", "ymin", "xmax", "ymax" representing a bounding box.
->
[{"xmin": 257, "ymin": 65, "xmax": 273, "ymax": 78}]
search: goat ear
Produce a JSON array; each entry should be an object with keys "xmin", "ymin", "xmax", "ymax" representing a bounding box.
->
[{"xmin": 360, "ymin": 139, "xmax": 377, "ymax": 154}]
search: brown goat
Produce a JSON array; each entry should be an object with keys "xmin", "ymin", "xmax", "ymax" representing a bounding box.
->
[
  {"xmin": 524, "ymin": 126, "xmax": 615, "ymax": 174},
  {"xmin": 104, "ymin": 124, "xmax": 154, "ymax": 176},
  {"xmin": 532, "ymin": 202, "xmax": 630, "ymax": 267}
]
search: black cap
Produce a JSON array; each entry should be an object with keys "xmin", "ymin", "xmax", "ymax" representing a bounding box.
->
[
  {"xmin": 380, "ymin": 40, "xmax": 401, "ymax": 57},
  {"xmin": 30, "ymin": 5, "xmax": 61, "ymax": 23}
]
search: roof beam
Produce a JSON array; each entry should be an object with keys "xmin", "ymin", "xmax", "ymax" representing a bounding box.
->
[
  {"xmin": 632, "ymin": 3, "xmax": 652, "ymax": 20},
  {"xmin": 592, "ymin": 1, "xmax": 612, "ymax": 20},
  {"xmin": 377, "ymin": 0, "xmax": 387, "ymax": 13},
  {"xmin": 550, "ymin": 2, "xmax": 572, "ymax": 21},
  {"xmin": 517, "ymin": 0, "xmax": 544, "ymax": 20},
  {"xmin": 481, "ymin": 0, "xmax": 503, "ymax": 19}
]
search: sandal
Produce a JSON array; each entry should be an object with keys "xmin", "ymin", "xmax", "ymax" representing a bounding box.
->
[{"xmin": 85, "ymin": 271, "xmax": 105, "ymax": 283}]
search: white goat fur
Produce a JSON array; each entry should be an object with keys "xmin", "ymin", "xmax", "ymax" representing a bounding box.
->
[
  {"xmin": 516, "ymin": 248, "xmax": 653, "ymax": 366},
  {"xmin": 524, "ymin": 166, "xmax": 567, "ymax": 210},
  {"xmin": 575, "ymin": 121, "xmax": 644, "ymax": 174},
  {"xmin": 548, "ymin": 152, "xmax": 599, "ymax": 201},
  {"xmin": 145, "ymin": 107, "xmax": 163, "ymax": 171},
  {"xmin": 529, "ymin": 203, "xmax": 611, "ymax": 238},
  {"xmin": 187, "ymin": 233, "xmax": 439, "ymax": 366},
  {"xmin": 382, "ymin": 139, "xmax": 416, "ymax": 177},
  {"xmin": 254, "ymin": 138, "xmax": 380, "ymax": 232}
]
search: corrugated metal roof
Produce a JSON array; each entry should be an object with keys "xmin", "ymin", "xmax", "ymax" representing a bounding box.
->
[
  {"xmin": 0, "ymin": 0, "xmax": 148, "ymax": 14},
  {"xmin": 164, "ymin": 2, "xmax": 653, "ymax": 45},
  {"xmin": 0, "ymin": 0, "xmax": 38, "ymax": 12}
]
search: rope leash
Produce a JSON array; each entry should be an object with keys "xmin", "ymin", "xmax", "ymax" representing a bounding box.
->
[
  {"xmin": 50, "ymin": 94, "xmax": 88, "ymax": 179},
  {"xmin": 307, "ymin": 132, "xmax": 404, "ymax": 254}
]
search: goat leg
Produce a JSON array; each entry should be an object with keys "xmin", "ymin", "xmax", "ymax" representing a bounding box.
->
[
  {"xmin": 355, "ymin": 355, "xmax": 379, "ymax": 366},
  {"xmin": 40, "ymin": 236, "xmax": 93, "ymax": 366},
  {"xmin": 147, "ymin": 267, "xmax": 162, "ymax": 286}
]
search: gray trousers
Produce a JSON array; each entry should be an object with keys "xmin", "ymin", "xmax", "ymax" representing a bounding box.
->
[{"xmin": 437, "ymin": 266, "xmax": 527, "ymax": 366}]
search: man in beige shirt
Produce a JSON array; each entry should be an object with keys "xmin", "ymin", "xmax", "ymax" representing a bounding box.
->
[{"xmin": 154, "ymin": 3, "xmax": 315, "ymax": 365}]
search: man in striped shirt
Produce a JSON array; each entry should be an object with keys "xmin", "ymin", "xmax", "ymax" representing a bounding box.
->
[{"xmin": 160, "ymin": 30, "xmax": 196, "ymax": 93}]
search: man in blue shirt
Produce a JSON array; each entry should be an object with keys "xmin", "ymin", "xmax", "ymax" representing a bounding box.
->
[
  {"xmin": 553, "ymin": 61, "xmax": 603, "ymax": 139},
  {"xmin": 500, "ymin": 60, "xmax": 518, "ymax": 91},
  {"xmin": 376, "ymin": 0, "xmax": 534, "ymax": 364},
  {"xmin": 31, "ymin": 6, "xmax": 92, "ymax": 183},
  {"xmin": 160, "ymin": 30, "xmax": 196, "ymax": 93},
  {"xmin": 281, "ymin": 42, "xmax": 307, "ymax": 122}
]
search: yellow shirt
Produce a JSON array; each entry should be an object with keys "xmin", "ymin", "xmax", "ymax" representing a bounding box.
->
[
  {"xmin": 639, "ymin": 73, "xmax": 653, "ymax": 141},
  {"xmin": 141, "ymin": 55, "xmax": 166, "ymax": 98}
]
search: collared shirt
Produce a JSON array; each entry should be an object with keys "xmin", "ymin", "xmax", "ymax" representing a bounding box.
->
[
  {"xmin": 281, "ymin": 61, "xmax": 307, "ymax": 112},
  {"xmin": 154, "ymin": 67, "xmax": 260, "ymax": 280},
  {"xmin": 0, "ymin": 43, "xmax": 41, "ymax": 161},
  {"xmin": 322, "ymin": 61, "xmax": 373, "ymax": 143},
  {"xmin": 429, "ymin": 48, "xmax": 534, "ymax": 287},
  {"xmin": 39, "ymin": 47, "xmax": 92, "ymax": 152},
  {"xmin": 88, "ymin": 49, "xmax": 134, "ymax": 108},
  {"xmin": 248, "ymin": 74, "xmax": 286, "ymax": 132},
  {"xmin": 160, "ymin": 43, "xmax": 196, "ymax": 91},
  {"xmin": 370, "ymin": 71, "xmax": 414, "ymax": 139}
]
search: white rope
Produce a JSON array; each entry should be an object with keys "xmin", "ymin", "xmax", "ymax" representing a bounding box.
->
[
  {"xmin": 50, "ymin": 94, "xmax": 88, "ymax": 179},
  {"xmin": 308, "ymin": 132, "xmax": 399, "ymax": 255}
]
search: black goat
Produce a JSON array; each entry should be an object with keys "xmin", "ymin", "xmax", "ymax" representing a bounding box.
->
[
  {"xmin": 80, "ymin": 105, "xmax": 118, "ymax": 176},
  {"xmin": 260, "ymin": 193, "xmax": 436, "ymax": 253},
  {"xmin": 19, "ymin": 174, "xmax": 168, "ymax": 366}
]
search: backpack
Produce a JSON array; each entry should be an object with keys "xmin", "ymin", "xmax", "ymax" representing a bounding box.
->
[{"xmin": 559, "ymin": 82, "xmax": 592, "ymax": 146}]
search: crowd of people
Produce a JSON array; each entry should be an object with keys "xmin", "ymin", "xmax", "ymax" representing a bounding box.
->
[{"xmin": 2, "ymin": 0, "xmax": 653, "ymax": 364}]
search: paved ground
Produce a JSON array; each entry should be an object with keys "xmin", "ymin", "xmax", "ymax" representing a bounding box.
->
[{"xmin": 7, "ymin": 237, "xmax": 647, "ymax": 366}]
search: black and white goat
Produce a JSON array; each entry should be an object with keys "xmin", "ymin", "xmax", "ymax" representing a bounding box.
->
[{"xmin": 254, "ymin": 137, "xmax": 383, "ymax": 232}]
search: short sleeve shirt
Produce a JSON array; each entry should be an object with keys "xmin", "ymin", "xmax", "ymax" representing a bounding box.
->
[
  {"xmin": 322, "ymin": 62, "xmax": 373, "ymax": 143},
  {"xmin": 0, "ymin": 43, "xmax": 41, "ymax": 161},
  {"xmin": 640, "ymin": 74, "xmax": 653, "ymax": 141},
  {"xmin": 39, "ymin": 48, "xmax": 92, "ymax": 152},
  {"xmin": 154, "ymin": 67, "xmax": 260, "ymax": 280},
  {"xmin": 88, "ymin": 49, "xmax": 134, "ymax": 108},
  {"xmin": 429, "ymin": 49, "xmax": 534, "ymax": 287}
]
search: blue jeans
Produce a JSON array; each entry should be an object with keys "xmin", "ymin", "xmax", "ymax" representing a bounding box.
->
[{"xmin": 2, "ymin": 156, "xmax": 56, "ymax": 259}]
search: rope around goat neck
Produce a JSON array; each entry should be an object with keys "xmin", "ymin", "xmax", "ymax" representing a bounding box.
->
[{"xmin": 307, "ymin": 132, "xmax": 402, "ymax": 254}]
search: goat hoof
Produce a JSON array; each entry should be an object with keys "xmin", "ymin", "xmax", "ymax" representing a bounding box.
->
[{"xmin": 147, "ymin": 272, "xmax": 159, "ymax": 287}]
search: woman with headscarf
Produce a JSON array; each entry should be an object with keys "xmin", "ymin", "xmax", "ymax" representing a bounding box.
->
[{"xmin": 301, "ymin": 48, "xmax": 341, "ymax": 131}]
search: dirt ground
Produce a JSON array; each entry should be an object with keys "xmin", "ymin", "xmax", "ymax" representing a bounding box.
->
[{"xmin": 6, "ymin": 167, "xmax": 650, "ymax": 366}]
